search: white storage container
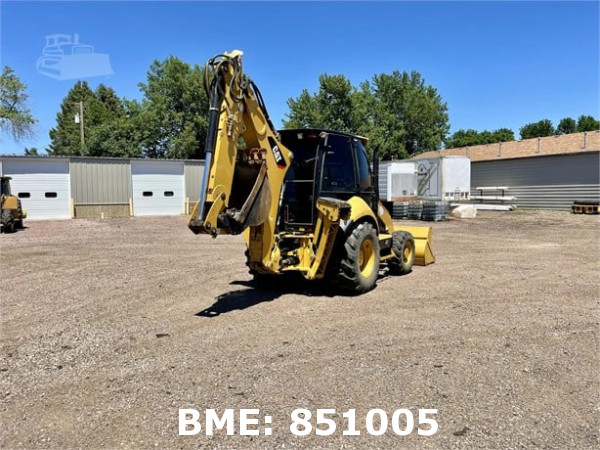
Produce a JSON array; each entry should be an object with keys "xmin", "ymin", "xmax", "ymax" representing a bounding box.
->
[
  {"xmin": 412, "ymin": 156, "xmax": 471, "ymax": 201},
  {"xmin": 378, "ymin": 161, "xmax": 418, "ymax": 202}
]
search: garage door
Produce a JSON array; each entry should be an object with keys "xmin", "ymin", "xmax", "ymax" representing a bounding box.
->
[
  {"xmin": 3, "ymin": 159, "xmax": 71, "ymax": 220},
  {"xmin": 131, "ymin": 161, "xmax": 184, "ymax": 216}
]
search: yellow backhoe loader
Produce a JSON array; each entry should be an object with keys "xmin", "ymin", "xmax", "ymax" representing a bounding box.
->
[
  {"xmin": 189, "ymin": 51, "xmax": 434, "ymax": 293},
  {"xmin": 1, "ymin": 176, "xmax": 26, "ymax": 233}
]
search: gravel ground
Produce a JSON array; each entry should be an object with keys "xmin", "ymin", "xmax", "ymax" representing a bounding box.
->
[{"xmin": 1, "ymin": 210, "xmax": 598, "ymax": 449}]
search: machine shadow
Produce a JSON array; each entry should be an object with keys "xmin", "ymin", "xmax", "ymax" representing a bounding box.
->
[
  {"xmin": 195, "ymin": 271, "xmax": 392, "ymax": 318},
  {"xmin": 195, "ymin": 280, "xmax": 339, "ymax": 318},
  {"xmin": 195, "ymin": 285, "xmax": 284, "ymax": 318},
  {"xmin": 4, "ymin": 225, "xmax": 28, "ymax": 234}
]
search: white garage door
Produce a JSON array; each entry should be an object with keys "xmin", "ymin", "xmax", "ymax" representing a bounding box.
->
[
  {"xmin": 131, "ymin": 161, "xmax": 184, "ymax": 216},
  {"xmin": 3, "ymin": 159, "xmax": 71, "ymax": 220}
]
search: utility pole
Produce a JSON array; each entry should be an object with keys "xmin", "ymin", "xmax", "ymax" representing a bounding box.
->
[
  {"xmin": 74, "ymin": 101, "xmax": 85, "ymax": 150},
  {"xmin": 78, "ymin": 101, "xmax": 85, "ymax": 149}
]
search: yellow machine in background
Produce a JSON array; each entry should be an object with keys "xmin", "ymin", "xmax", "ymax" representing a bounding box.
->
[
  {"xmin": 189, "ymin": 51, "xmax": 434, "ymax": 293},
  {"xmin": 1, "ymin": 176, "xmax": 26, "ymax": 233}
]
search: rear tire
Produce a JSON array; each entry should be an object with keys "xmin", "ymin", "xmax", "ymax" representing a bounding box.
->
[
  {"xmin": 337, "ymin": 222, "xmax": 380, "ymax": 293},
  {"xmin": 1, "ymin": 209, "xmax": 15, "ymax": 233},
  {"xmin": 16, "ymin": 200, "xmax": 24, "ymax": 228},
  {"xmin": 388, "ymin": 231, "xmax": 415, "ymax": 275}
]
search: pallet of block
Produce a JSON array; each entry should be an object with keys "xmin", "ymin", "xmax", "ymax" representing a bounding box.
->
[{"xmin": 572, "ymin": 200, "xmax": 600, "ymax": 214}]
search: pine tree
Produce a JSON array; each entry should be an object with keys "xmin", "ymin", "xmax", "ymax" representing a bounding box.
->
[{"xmin": 48, "ymin": 82, "xmax": 125, "ymax": 156}]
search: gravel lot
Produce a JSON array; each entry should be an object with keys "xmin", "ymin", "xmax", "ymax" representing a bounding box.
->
[{"xmin": 1, "ymin": 210, "xmax": 598, "ymax": 449}]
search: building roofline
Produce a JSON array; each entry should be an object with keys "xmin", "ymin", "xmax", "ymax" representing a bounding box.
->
[
  {"xmin": 0, "ymin": 155, "xmax": 205, "ymax": 163},
  {"xmin": 470, "ymin": 149, "xmax": 599, "ymax": 163},
  {"xmin": 413, "ymin": 130, "xmax": 599, "ymax": 162}
]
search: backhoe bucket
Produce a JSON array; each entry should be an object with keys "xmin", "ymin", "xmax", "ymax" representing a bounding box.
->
[
  {"xmin": 395, "ymin": 226, "xmax": 435, "ymax": 266},
  {"xmin": 230, "ymin": 163, "xmax": 272, "ymax": 228}
]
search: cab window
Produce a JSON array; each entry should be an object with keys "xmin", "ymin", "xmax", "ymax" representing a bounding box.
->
[
  {"xmin": 321, "ymin": 134, "xmax": 356, "ymax": 193},
  {"xmin": 354, "ymin": 139, "xmax": 371, "ymax": 189},
  {"xmin": 0, "ymin": 180, "xmax": 10, "ymax": 196}
]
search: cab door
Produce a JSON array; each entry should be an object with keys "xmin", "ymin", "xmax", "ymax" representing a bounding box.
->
[
  {"xmin": 318, "ymin": 133, "xmax": 357, "ymax": 199},
  {"xmin": 352, "ymin": 137, "xmax": 377, "ymax": 210}
]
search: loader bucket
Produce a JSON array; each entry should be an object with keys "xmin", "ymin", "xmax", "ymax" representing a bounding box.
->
[{"xmin": 395, "ymin": 226, "xmax": 435, "ymax": 266}]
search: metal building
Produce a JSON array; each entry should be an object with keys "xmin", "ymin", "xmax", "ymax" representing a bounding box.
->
[
  {"xmin": 0, "ymin": 156, "xmax": 205, "ymax": 219},
  {"xmin": 1, "ymin": 156, "xmax": 71, "ymax": 219},
  {"xmin": 70, "ymin": 157, "xmax": 131, "ymax": 218},
  {"xmin": 184, "ymin": 160, "xmax": 204, "ymax": 213},
  {"xmin": 2, "ymin": 138, "xmax": 597, "ymax": 217},
  {"xmin": 471, "ymin": 151, "xmax": 600, "ymax": 209},
  {"xmin": 413, "ymin": 131, "xmax": 600, "ymax": 210},
  {"xmin": 131, "ymin": 160, "xmax": 185, "ymax": 216}
]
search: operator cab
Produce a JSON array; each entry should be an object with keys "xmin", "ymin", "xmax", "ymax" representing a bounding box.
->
[
  {"xmin": 278, "ymin": 129, "xmax": 376, "ymax": 232},
  {"xmin": 1, "ymin": 177, "xmax": 12, "ymax": 196}
]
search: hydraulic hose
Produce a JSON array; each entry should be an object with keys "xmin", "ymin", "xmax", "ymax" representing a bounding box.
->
[{"xmin": 196, "ymin": 76, "xmax": 222, "ymax": 223}]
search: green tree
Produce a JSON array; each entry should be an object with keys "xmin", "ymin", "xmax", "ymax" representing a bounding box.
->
[
  {"xmin": 357, "ymin": 71, "xmax": 449, "ymax": 159},
  {"xmin": 445, "ymin": 129, "xmax": 484, "ymax": 148},
  {"xmin": 48, "ymin": 81, "xmax": 95, "ymax": 155},
  {"xmin": 137, "ymin": 56, "xmax": 209, "ymax": 159},
  {"xmin": 556, "ymin": 117, "xmax": 577, "ymax": 135},
  {"xmin": 48, "ymin": 82, "xmax": 125, "ymax": 155},
  {"xmin": 576, "ymin": 115, "xmax": 600, "ymax": 132},
  {"xmin": 24, "ymin": 147, "xmax": 39, "ymax": 155},
  {"xmin": 284, "ymin": 74, "xmax": 357, "ymax": 132},
  {"xmin": 492, "ymin": 128, "xmax": 515, "ymax": 142},
  {"xmin": 85, "ymin": 101, "xmax": 144, "ymax": 157},
  {"xmin": 519, "ymin": 119, "xmax": 554, "ymax": 139},
  {"xmin": 354, "ymin": 79, "xmax": 406, "ymax": 159},
  {"xmin": 284, "ymin": 89, "xmax": 320, "ymax": 129},
  {"xmin": 284, "ymin": 70, "xmax": 449, "ymax": 159},
  {"xmin": 445, "ymin": 127, "xmax": 515, "ymax": 148},
  {"xmin": 0, "ymin": 66, "xmax": 36, "ymax": 141},
  {"xmin": 316, "ymin": 74, "xmax": 356, "ymax": 133}
]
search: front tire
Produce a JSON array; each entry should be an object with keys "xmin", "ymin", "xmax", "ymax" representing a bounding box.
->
[
  {"xmin": 388, "ymin": 231, "xmax": 415, "ymax": 275},
  {"xmin": 338, "ymin": 222, "xmax": 380, "ymax": 293}
]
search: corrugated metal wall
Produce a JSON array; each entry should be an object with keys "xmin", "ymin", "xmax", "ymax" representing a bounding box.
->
[
  {"xmin": 472, "ymin": 152, "xmax": 600, "ymax": 209},
  {"xmin": 70, "ymin": 158, "xmax": 131, "ymax": 204},
  {"xmin": 184, "ymin": 161, "xmax": 205, "ymax": 202}
]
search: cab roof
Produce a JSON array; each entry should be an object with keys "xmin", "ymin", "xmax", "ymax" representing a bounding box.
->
[{"xmin": 278, "ymin": 128, "xmax": 369, "ymax": 146}]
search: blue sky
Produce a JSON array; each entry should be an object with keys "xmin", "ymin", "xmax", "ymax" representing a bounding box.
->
[{"xmin": 1, "ymin": 1, "xmax": 598, "ymax": 154}]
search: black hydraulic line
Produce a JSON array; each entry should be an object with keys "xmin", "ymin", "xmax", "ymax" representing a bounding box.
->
[
  {"xmin": 196, "ymin": 73, "xmax": 223, "ymax": 223},
  {"xmin": 205, "ymin": 80, "xmax": 222, "ymax": 156},
  {"xmin": 250, "ymin": 81, "xmax": 276, "ymax": 134},
  {"xmin": 229, "ymin": 60, "xmax": 244, "ymax": 103}
]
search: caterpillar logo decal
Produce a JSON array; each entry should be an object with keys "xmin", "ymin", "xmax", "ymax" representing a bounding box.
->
[{"xmin": 268, "ymin": 137, "xmax": 287, "ymax": 169}]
